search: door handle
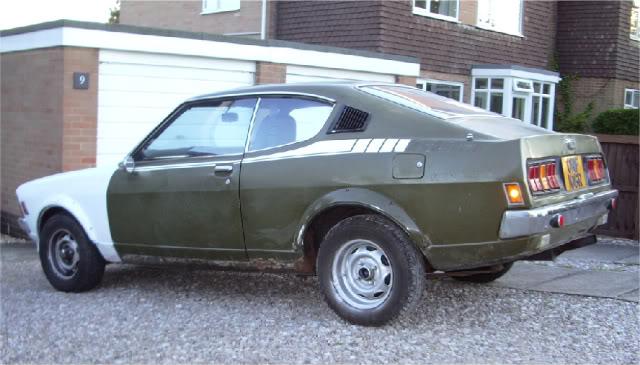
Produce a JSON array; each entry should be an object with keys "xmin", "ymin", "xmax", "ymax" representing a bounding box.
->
[{"xmin": 214, "ymin": 165, "xmax": 233, "ymax": 173}]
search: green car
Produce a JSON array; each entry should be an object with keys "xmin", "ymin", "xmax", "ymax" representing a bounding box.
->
[{"xmin": 16, "ymin": 82, "xmax": 618, "ymax": 326}]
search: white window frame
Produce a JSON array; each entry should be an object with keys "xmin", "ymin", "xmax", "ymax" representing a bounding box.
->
[
  {"xmin": 475, "ymin": 0, "xmax": 524, "ymax": 37},
  {"xmin": 530, "ymin": 81, "xmax": 554, "ymax": 129},
  {"xmin": 471, "ymin": 68, "xmax": 560, "ymax": 130},
  {"xmin": 202, "ymin": 0, "xmax": 241, "ymax": 15},
  {"xmin": 412, "ymin": 0, "xmax": 460, "ymax": 23},
  {"xmin": 471, "ymin": 77, "xmax": 505, "ymax": 114},
  {"xmin": 417, "ymin": 79, "xmax": 464, "ymax": 102},
  {"xmin": 624, "ymin": 89, "xmax": 640, "ymax": 109},
  {"xmin": 631, "ymin": 0, "xmax": 640, "ymax": 41},
  {"xmin": 513, "ymin": 78, "xmax": 533, "ymax": 92}
]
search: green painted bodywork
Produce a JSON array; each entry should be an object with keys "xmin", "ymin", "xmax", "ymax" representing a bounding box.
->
[{"xmin": 106, "ymin": 83, "xmax": 614, "ymax": 271}]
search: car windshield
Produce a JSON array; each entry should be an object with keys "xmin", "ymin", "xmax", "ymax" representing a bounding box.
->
[{"xmin": 359, "ymin": 85, "xmax": 496, "ymax": 119}]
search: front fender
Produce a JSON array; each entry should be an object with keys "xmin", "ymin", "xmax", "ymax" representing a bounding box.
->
[{"xmin": 294, "ymin": 187, "xmax": 431, "ymax": 256}]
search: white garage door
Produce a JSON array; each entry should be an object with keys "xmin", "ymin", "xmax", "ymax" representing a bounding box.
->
[
  {"xmin": 286, "ymin": 65, "xmax": 395, "ymax": 84},
  {"xmin": 97, "ymin": 50, "xmax": 255, "ymax": 167}
]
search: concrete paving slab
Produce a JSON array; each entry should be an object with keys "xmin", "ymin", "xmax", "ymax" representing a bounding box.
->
[
  {"xmin": 531, "ymin": 270, "xmax": 639, "ymax": 299},
  {"xmin": 559, "ymin": 244, "xmax": 639, "ymax": 263},
  {"xmin": 492, "ymin": 262, "xmax": 576, "ymax": 290}
]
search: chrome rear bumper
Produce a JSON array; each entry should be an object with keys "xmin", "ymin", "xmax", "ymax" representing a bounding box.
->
[{"xmin": 499, "ymin": 189, "xmax": 618, "ymax": 239}]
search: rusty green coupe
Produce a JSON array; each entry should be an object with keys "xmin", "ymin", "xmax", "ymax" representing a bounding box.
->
[{"xmin": 16, "ymin": 82, "xmax": 618, "ymax": 325}]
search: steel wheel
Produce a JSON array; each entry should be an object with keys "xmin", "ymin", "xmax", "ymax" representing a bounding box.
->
[
  {"xmin": 331, "ymin": 239, "xmax": 393, "ymax": 310},
  {"xmin": 47, "ymin": 229, "xmax": 80, "ymax": 279}
]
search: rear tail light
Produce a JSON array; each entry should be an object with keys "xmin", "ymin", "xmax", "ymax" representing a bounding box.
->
[
  {"xmin": 586, "ymin": 155, "xmax": 608, "ymax": 185},
  {"xmin": 528, "ymin": 159, "xmax": 562, "ymax": 194}
]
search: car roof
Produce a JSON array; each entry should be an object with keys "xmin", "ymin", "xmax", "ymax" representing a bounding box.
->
[{"xmin": 187, "ymin": 81, "xmax": 400, "ymax": 102}]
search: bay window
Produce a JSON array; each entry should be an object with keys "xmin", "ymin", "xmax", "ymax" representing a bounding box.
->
[{"xmin": 472, "ymin": 66, "xmax": 560, "ymax": 130}]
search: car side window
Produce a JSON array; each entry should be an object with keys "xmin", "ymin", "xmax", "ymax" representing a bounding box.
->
[
  {"xmin": 140, "ymin": 98, "xmax": 257, "ymax": 160},
  {"xmin": 248, "ymin": 97, "xmax": 333, "ymax": 151}
]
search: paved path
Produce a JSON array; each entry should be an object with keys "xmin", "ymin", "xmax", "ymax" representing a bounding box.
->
[{"xmin": 492, "ymin": 242, "xmax": 639, "ymax": 302}]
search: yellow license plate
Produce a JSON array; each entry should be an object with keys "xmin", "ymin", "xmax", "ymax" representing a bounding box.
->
[{"xmin": 561, "ymin": 155, "xmax": 587, "ymax": 191}]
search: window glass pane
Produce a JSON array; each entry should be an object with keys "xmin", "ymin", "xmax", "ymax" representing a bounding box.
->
[
  {"xmin": 361, "ymin": 85, "xmax": 493, "ymax": 118},
  {"xmin": 532, "ymin": 95, "xmax": 541, "ymax": 124},
  {"xmin": 625, "ymin": 90, "xmax": 633, "ymax": 105},
  {"xmin": 475, "ymin": 78, "xmax": 488, "ymax": 89},
  {"xmin": 249, "ymin": 98, "xmax": 333, "ymax": 151},
  {"xmin": 491, "ymin": 78, "xmax": 504, "ymax": 89},
  {"xmin": 430, "ymin": 0, "xmax": 457, "ymax": 18},
  {"xmin": 512, "ymin": 97, "xmax": 525, "ymax": 121},
  {"xmin": 417, "ymin": 82, "xmax": 426, "ymax": 90},
  {"xmin": 474, "ymin": 91, "xmax": 488, "ymax": 109},
  {"xmin": 143, "ymin": 98, "xmax": 256, "ymax": 159},
  {"xmin": 541, "ymin": 97, "xmax": 549, "ymax": 129},
  {"xmin": 490, "ymin": 93, "xmax": 503, "ymax": 113},
  {"xmin": 633, "ymin": 90, "xmax": 640, "ymax": 108},
  {"xmin": 631, "ymin": 1, "xmax": 639, "ymax": 38},
  {"xmin": 415, "ymin": 0, "xmax": 427, "ymax": 10},
  {"xmin": 477, "ymin": 0, "xmax": 522, "ymax": 34},
  {"xmin": 533, "ymin": 82, "xmax": 541, "ymax": 93},
  {"xmin": 426, "ymin": 82, "xmax": 462, "ymax": 101},
  {"xmin": 542, "ymin": 84, "xmax": 551, "ymax": 95}
]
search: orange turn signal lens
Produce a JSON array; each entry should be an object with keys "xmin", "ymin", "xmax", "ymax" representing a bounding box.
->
[{"xmin": 504, "ymin": 183, "xmax": 524, "ymax": 206}]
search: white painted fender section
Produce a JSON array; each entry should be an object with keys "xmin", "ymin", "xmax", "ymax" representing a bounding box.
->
[{"xmin": 15, "ymin": 166, "xmax": 121, "ymax": 262}]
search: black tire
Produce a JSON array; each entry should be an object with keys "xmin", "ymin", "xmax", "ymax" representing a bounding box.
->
[
  {"xmin": 450, "ymin": 262, "xmax": 514, "ymax": 283},
  {"xmin": 39, "ymin": 214, "xmax": 106, "ymax": 292},
  {"xmin": 317, "ymin": 214, "xmax": 426, "ymax": 326}
]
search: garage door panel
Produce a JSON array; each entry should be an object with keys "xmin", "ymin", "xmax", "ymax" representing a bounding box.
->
[
  {"xmin": 99, "ymin": 74, "xmax": 250, "ymax": 94},
  {"xmin": 286, "ymin": 65, "xmax": 395, "ymax": 84},
  {"xmin": 99, "ymin": 63, "xmax": 254, "ymax": 84},
  {"xmin": 97, "ymin": 50, "xmax": 255, "ymax": 167},
  {"xmin": 100, "ymin": 50, "xmax": 255, "ymax": 73}
]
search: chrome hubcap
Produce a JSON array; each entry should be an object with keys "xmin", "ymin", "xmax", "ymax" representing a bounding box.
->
[
  {"xmin": 48, "ymin": 229, "xmax": 79, "ymax": 278},
  {"xmin": 331, "ymin": 239, "xmax": 393, "ymax": 310}
]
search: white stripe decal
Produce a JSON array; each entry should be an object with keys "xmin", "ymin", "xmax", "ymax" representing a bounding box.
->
[
  {"xmin": 394, "ymin": 139, "xmax": 411, "ymax": 152},
  {"xmin": 379, "ymin": 138, "xmax": 399, "ymax": 153},
  {"xmin": 351, "ymin": 138, "xmax": 372, "ymax": 153},
  {"xmin": 243, "ymin": 139, "xmax": 357, "ymax": 163},
  {"xmin": 366, "ymin": 139, "xmax": 385, "ymax": 153}
]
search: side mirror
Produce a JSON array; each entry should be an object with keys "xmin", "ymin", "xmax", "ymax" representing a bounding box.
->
[{"xmin": 119, "ymin": 155, "xmax": 135, "ymax": 173}]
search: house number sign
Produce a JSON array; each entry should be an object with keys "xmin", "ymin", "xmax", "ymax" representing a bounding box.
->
[{"xmin": 73, "ymin": 72, "xmax": 89, "ymax": 90}]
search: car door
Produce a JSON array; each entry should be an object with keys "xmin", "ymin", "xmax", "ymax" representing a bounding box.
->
[
  {"xmin": 107, "ymin": 97, "xmax": 258, "ymax": 260},
  {"xmin": 239, "ymin": 96, "xmax": 338, "ymax": 257}
]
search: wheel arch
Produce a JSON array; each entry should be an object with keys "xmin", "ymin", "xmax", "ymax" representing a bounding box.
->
[{"xmin": 294, "ymin": 188, "xmax": 433, "ymax": 271}]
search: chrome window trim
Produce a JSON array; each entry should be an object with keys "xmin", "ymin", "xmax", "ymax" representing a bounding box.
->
[{"xmin": 190, "ymin": 91, "xmax": 336, "ymax": 104}]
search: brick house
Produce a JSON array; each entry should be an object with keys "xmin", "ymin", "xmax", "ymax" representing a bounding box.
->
[
  {"xmin": 121, "ymin": 0, "xmax": 640, "ymax": 127},
  {"xmin": 0, "ymin": 20, "xmax": 419, "ymax": 234}
]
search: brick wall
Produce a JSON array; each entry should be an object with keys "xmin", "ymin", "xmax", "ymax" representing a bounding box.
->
[
  {"xmin": 255, "ymin": 62, "xmax": 286, "ymax": 84},
  {"xmin": 120, "ymin": 0, "xmax": 262, "ymax": 36},
  {"xmin": 567, "ymin": 77, "xmax": 640, "ymax": 117},
  {"xmin": 557, "ymin": 1, "xmax": 639, "ymax": 83},
  {"xmin": 378, "ymin": 1, "xmax": 557, "ymax": 76},
  {"xmin": 1, "ymin": 47, "xmax": 98, "ymax": 233},
  {"xmin": 275, "ymin": 1, "xmax": 384, "ymax": 52}
]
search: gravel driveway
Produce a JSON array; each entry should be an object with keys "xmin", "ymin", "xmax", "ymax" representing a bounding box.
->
[{"xmin": 1, "ymin": 241, "xmax": 638, "ymax": 364}]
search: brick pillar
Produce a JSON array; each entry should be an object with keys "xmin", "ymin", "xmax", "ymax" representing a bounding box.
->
[
  {"xmin": 61, "ymin": 47, "xmax": 99, "ymax": 172},
  {"xmin": 255, "ymin": 62, "xmax": 286, "ymax": 84},
  {"xmin": 396, "ymin": 75, "xmax": 417, "ymax": 87}
]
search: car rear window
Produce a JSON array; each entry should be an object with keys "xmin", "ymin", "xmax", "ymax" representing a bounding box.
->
[{"xmin": 359, "ymin": 85, "xmax": 495, "ymax": 119}]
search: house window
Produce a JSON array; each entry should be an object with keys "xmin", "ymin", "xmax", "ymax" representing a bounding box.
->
[
  {"xmin": 631, "ymin": 0, "xmax": 640, "ymax": 40},
  {"xmin": 413, "ymin": 0, "xmax": 459, "ymax": 21},
  {"xmin": 477, "ymin": 0, "xmax": 523, "ymax": 36},
  {"xmin": 624, "ymin": 89, "xmax": 640, "ymax": 109},
  {"xmin": 202, "ymin": 0, "xmax": 240, "ymax": 14},
  {"xmin": 473, "ymin": 77, "xmax": 504, "ymax": 114},
  {"xmin": 416, "ymin": 79, "xmax": 464, "ymax": 102}
]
